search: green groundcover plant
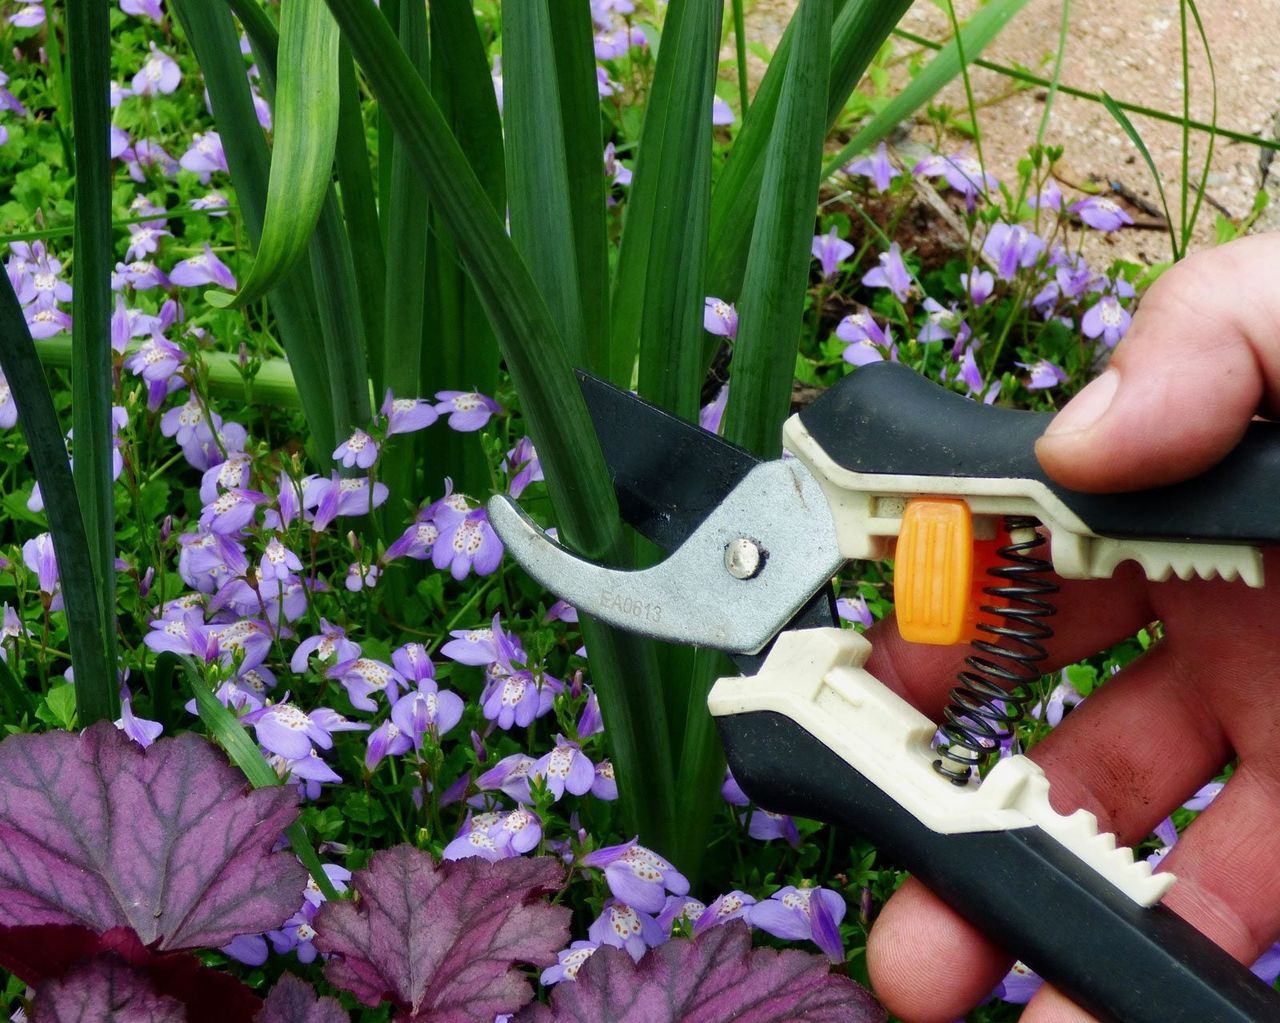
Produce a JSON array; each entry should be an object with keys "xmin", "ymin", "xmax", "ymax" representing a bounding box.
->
[{"xmin": 0, "ymin": 0, "xmax": 1273, "ymax": 1019}]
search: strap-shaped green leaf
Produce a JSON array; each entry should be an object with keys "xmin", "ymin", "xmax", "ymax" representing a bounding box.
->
[
  {"xmin": 611, "ymin": 0, "xmax": 723, "ymax": 416},
  {"xmin": 820, "ymin": 0, "xmax": 1030, "ymax": 178},
  {"xmin": 706, "ymin": 0, "xmax": 910, "ymax": 300},
  {"xmin": 65, "ymin": 0, "xmax": 118, "ymax": 723},
  {"xmin": 722, "ymin": 0, "xmax": 831, "ymax": 459},
  {"xmin": 0, "ymin": 275, "xmax": 112, "ymax": 724},
  {"xmin": 207, "ymin": 0, "xmax": 340, "ymax": 310}
]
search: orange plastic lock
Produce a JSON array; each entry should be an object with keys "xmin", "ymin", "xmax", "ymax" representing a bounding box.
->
[{"xmin": 894, "ymin": 498, "xmax": 974, "ymax": 646}]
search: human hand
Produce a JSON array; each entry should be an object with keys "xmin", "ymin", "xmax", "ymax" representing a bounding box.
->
[{"xmin": 863, "ymin": 232, "xmax": 1280, "ymax": 1022}]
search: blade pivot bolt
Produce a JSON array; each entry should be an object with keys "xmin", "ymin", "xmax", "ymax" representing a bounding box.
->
[{"xmin": 724, "ymin": 538, "xmax": 765, "ymax": 580}]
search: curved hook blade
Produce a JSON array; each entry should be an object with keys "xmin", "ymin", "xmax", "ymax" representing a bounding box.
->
[{"xmin": 489, "ymin": 459, "xmax": 843, "ymax": 653}]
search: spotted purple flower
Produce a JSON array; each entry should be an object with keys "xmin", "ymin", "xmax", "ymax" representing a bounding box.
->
[
  {"xmin": 121, "ymin": 0, "xmax": 165, "ymax": 22},
  {"xmin": 114, "ymin": 684, "xmax": 163, "ymax": 748},
  {"xmin": 380, "ymin": 389, "xmax": 438, "ymax": 436},
  {"xmin": 209, "ymin": 617, "xmax": 273, "ymax": 672},
  {"xmin": 433, "ymin": 390, "xmax": 501, "ymax": 432},
  {"xmin": 703, "ymin": 297, "xmax": 737, "ymax": 339},
  {"xmin": 433, "ymin": 505, "xmax": 504, "ymax": 580},
  {"xmin": 443, "ymin": 808, "xmax": 542, "ymax": 862},
  {"xmin": 257, "ymin": 536, "xmax": 303, "ymax": 584},
  {"xmin": 836, "ymin": 595, "xmax": 873, "ymax": 628},
  {"xmin": 693, "ymin": 891, "xmax": 756, "ymax": 935},
  {"xmin": 656, "ymin": 895, "xmax": 707, "ymax": 935},
  {"xmin": 333, "ymin": 428, "xmax": 378, "ymax": 469},
  {"xmin": 844, "ymin": 141, "xmax": 900, "ymax": 194},
  {"xmin": 502, "ymin": 436, "xmax": 544, "ymax": 498},
  {"xmin": 7, "ymin": 6, "xmax": 43, "ymax": 28},
  {"xmin": 481, "ymin": 672, "xmax": 547, "ymax": 730},
  {"xmin": 541, "ymin": 941, "xmax": 599, "ymax": 985},
  {"xmin": 529, "ymin": 736, "xmax": 595, "ymax": 801},
  {"xmin": 365, "ymin": 720, "xmax": 411, "ymax": 771},
  {"xmin": 861, "ymin": 242, "xmax": 912, "ymax": 302},
  {"xmin": 143, "ymin": 609, "xmax": 219, "ymax": 661},
  {"xmin": 477, "ymin": 752, "xmax": 538, "ymax": 804},
  {"xmin": 588, "ymin": 900, "xmax": 666, "ymax": 962},
  {"xmin": 169, "ymin": 243, "xmax": 236, "ymax": 290},
  {"xmin": 837, "ymin": 310, "xmax": 896, "ymax": 367},
  {"xmin": 0, "ymin": 372, "xmax": 15, "ymax": 429},
  {"xmin": 199, "ymin": 487, "xmax": 267, "ymax": 535},
  {"xmin": 747, "ymin": 885, "xmax": 846, "ymax": 963},
  {"xmin": 390, "ymin": 683, "xmax": 465, "ymax": 746},
  {"xmin": 328, "ymin": 656, "xmax": 405, "ymax": 713},
  {"xmin": 249, "ymin": 703, "xmax": 335, "ymax": 761},
  {"xmin": 1017, "ymin": 358, "xmax": 1068, "ymax": 391},
  {"xmin": 1081, "ymin": 294, "xmax": 1131, "ymax": 347},
  {"xmin": 132, "ymin": 43, "xmax": 181, "ymax": 96},
  {"xmin": 25, "ymin": 306, "xmax": 72, "ymax": 339},
  {"xmin": 811, "ymin": 227, "xmax": 853, "ymax": 281},
  {"xmin": 994, "ymin": 961, "xmax": 1044, "ymax": 1004},
  {"xmin": 179, "ymin": 131, "xmax": 227, "ymax": 182},
  {"xmin": 913, "ymin": 149, "xmax": 999, "ymax": 201},
  {"xmin": 1070, "ymin": 195, "xmax": 1134, "ymax": 232},
  {"xmin": 302, "ymin": 472, "xmax": 389, "ymax": 531},
  {"xmin": 582, "ymin": 838, "xmax": 690, "ymax": 914}
]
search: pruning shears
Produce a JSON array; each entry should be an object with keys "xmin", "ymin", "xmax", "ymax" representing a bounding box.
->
[{"xmin": 488, "ymin": 361, "xmax": 1280, "ymax": 1023}]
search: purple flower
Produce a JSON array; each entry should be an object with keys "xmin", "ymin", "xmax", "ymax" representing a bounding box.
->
[
  {"xmin": 125, "ymin": 223, "xmax": 171, "ymax": 263},
  {"xmin": 1030, "ymin": 672, "xmax": 1086, "ymax": 727},
  {"xmin": 541, "ymin": 941, "xmax": 599, "ymax": 985},
  {"xmin": 577, "ymin": 690, "xmax": 603, "ymax": 738},
  {"xmin": 962, "ymin": 269, "xmax": 994, "ymax": 306},
  {"xmin": 844, "ymin": 141, "xmax": 899, "ymax": 194},
  {"xmin": 433, "ymin": 390, "xmax": 501, "ymax": 432},
  {"xmin": 582, "ymin": 838, "xmax": 690, "ymax": 914},
  {"xmin": 114, "ymin": 684, "xmax": 163, "ymax": 748},
  {"xmin": 1028, "ymin": 179, "xmax": 1063, "ymax": 211},
  {"xmin": 916, "ymin": 298, "xmax": 959, "ymax": 345},
  {"xmin": 656, "ymin": 895, "xmax": 707, "ymax": 934},
  {"xmin": 591, "ymin": 759, "xmax": 617, "ymax": 800},
  {"xmin": 390, "ymin": 684, "xmax": 465, "ymax": 746},
  {"xmin": 1070, "ymin": 195, "xmax": 1134, "ymax": 232},
  {"xmin": 433, "ymin": 505, "xmax": 503, "ymax": 580},
  {"xmin": 587, "ymin": 901, "xmax": 666, "ymax": 962},
  {"xmin": 365, "ymin": 720, "xmax": 412, "ymax": 770},
  {"xmin": 477, "ymin": 752, "xmax": 538, "ymax": 804},
  {"xmin": 120, "ymin": 0, "xmax": 165, "ymax": 22},
  {"xmin": 302, "ymin": 472, "xmax": 389, "ymax": 531},
  {"xmin": 1081, "ymin": 295, "xmax": 1131, "ymax": 347},
  {"xmin": 860, "ymin": 242, "xmax": 912, "ymax": 302},
  {"xmin": 221, "ymin": 933, "xmax": 269, "ymax": 966},
  {"xmin": 380, "ymin": 389, "xmax": 438, "ymax": 436},
  {"xmin": 25, "ymin": 306, "xmax": 72, "ymax": 339},
  {"xmin": 811, "ymin": 227, "xmax": 853, "ymax": 281},
  {"xmin": 711, "ymin": 95, "xmax": 735, "ymax": 126},
  {"xmin": 703, "ymin": 297, "xmax": 737, "ymax": 339},
  {"xmin": 179, "ymin": 131, "xmax": 227, "ymax": 182},
  {"xmin": 443, "ymin": 808, "xmax": 542, "ymax": 862},
  {"xmin": 1184, "ymin": 781, "xmax": 1223, "ymax": 812},
  {"xmin": 392, "ymin": 642, "xmax": 435, "ymax": 685},
  {"xmin": 191, "ymin": 191, "xmax": 230, "ymax": 216},
  {"xmin": 208, "ymin": 617, "xmax": 273, "ymax": 672},
  {"xmin": 836, "ymin": 311, "xmax": 896, "ymax": 367},
  {"xmin": 21, "ymin": 533, "xmax": 58, "ymax": 596},
  {"xmin": 721, "ymin": 769, "xmax": 800, "ymax": 845},
  {"xmin": 441, "ymin": 623, "xmax": 500, "ymax": 665},
  {"xmin": 836, "ymin": 595, "xmax": 873, "ymax": 628},
  {"xmin": 169, "ymin": 243, "xmax": 236, "ymax": 290},
  {"xmin": 198, "ymin": 487, "xmax": 267, "ymax": 534},
  {"xmin": 982, "ymin": 223, "xmax": 1046, "ymax": 281},
  {"xmin": 502, "ymin": 437, "xmax": 543, "ymax": 498},
  {"xmin": 693, "ymin": 891, "xmax": 756, "ymax": 935},
  {"xmin": 1016, "ymin": 358, "xmax": 1068, "ymax": 391},
  {"xmin": 746, "ymin": 885, "xmax": 846, "ymax": 962},
  {"xmin": 328, "ymin": 657, "xmax": 405, "ymax": 712},
  {"xmin": 114, "ymin": 258, "xmax": 170, "ymax": 291},
  {"xmin": 699, "ymin": 384, "xmax": 728, "ymax": 435},
  {"xmin": 994, "ymin": 961, "xmax": 1044, "ymax": 1004},
  {"xmin": 8, "ymin": 4, "xmax": 44, "ymax": 28},
  {"xmin": 603, "ymin": 142, "xmax": 631, "ymax": 187},
  {"xmin": 913, "ymin": 149, "xmax": 999, "ymax": 200},
  {"xmin": 143, "ymin": 610, "xmax": 219, "ymax": 661},
  {"xmin": 333, "ymin": 428, "xmax": 378, "ymax": 469},
  {"xmin": 258, "ymin": 536, "xmax": 303, "ymax": 583},
  {"xmin": 132, "ymin": 43, "xmax": 181, "ymax": 97},
  {"xmin": 250, "ymin": 703, "xmax": 335, "ymax": 761},
  {"xmin": 0, "ymin": 372, "xmax": 15, "ymax": 429},
  {"xmin": 530, "ymin": 736, "xmax": 595, "ymax": 801},
  {"xmin": 290, "ymin": 619, "xmax": 359, "ymax": 673},
  {"xmin": 481, "ymin": 672, "xmax": 546, "ymax": 730}
]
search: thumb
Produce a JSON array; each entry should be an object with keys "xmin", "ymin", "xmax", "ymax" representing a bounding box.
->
[{"xmin": 1034, "ymin": 233, "xmax": 1280, "ymax": 493}]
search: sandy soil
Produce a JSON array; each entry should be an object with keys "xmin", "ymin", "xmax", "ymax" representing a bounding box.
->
[{"xmin": 737, "ymin": 0, "xmax": 1280, "ymax": 265}]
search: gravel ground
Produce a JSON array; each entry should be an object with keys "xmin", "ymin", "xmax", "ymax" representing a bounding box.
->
[{"xmin": 739, "ymin": 0, "xmax": 1280, "ymax": 265}]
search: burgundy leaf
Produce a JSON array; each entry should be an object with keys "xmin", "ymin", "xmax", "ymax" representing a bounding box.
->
[
  {"xmin": 30, "ymin": 955, "xmax": 185, "ymax": 1023},
  {"xmin": 0, "ymin": 924, "xmax": 262, "ymax": 1023},
  {"xmin": 514, "ymin": 922, "xmax": 885, "ymax": 1023},
  {"xmin": 0, "ymin": 722, "xmax": 306, "ymax": 949},
  {"xmin": 314, "ymin": 845, "xmax": 570, "ymax": 1022},
  {"xmin": 256, "ymin": 973, "xmax": 350, "ymax": 1023}
]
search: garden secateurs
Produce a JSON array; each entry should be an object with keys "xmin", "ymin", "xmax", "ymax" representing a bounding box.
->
[{"xmin": 488, "ymin": 361, "xmax": 1280, "ymax": 1023}]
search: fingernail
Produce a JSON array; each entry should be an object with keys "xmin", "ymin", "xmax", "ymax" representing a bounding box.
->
[{"xmin": 1044, "ymin": 369, "xmax": 1119, "ymax": 437}]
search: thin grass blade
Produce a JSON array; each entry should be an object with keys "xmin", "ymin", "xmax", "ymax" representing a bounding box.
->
[
  {"xmin": 502, "ymin": 0, "xmax": 588, "ymax": 366},
  {"xmin": 707, "ymin": 0, "xmax": 910, "ymax": 300},
  {"xmin": 611, "ymin": 0, "xmax": 723, "ymax": 416},
  {"xmin": 206, "ymin": 0, "xmax": 340, "ymax": 311},
  {"xmin": 820, "ymin": 0, "xmax": 1030, "ymax": 179},
  {"xmin": 171, "ymin": 0, "xmax": 337, "ymax": 459},
  {"xmin": 0, "ymin": 275, "xmax": 112, "ymax": 723},
  {"xmin": 326, "ymin": 0, "xmax": 679, "ymax": 855},
  {"xmin": 188, "ymin": 665, "xmax": 339, "ymax": 901},
  {"xmin": 65, "ymin": 0, "xmax": 117, "ymax": 722},
  {"xmin": 721, "ymin": 0, "xmax": 831, "ymax": 458},
  {"xmin": 1101, "ymin": 91, "xmax": 1179, "ymax": 257},
  {"xmin": 1180, "ymin": 0, "xmax": 1216, "ymax": 254},
  {"xmin": 548, "ymin": 1, "xmax": 609, "ymax": 373}
]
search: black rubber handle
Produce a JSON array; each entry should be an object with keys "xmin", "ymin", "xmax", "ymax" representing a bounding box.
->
[
  {"xmin": 797, "ymin": 362, "xmax": 1280, "ymax": 544},
  {"xmin": 719, "ymin": 710, "xmax": 1280, "ymax": 1023}
]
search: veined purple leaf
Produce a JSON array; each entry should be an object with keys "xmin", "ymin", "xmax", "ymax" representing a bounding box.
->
[
  {"xmin": 314, "ymin": 845, "xmax": 570, "ymax": 1022},
  {"xmin": 257, "ymin": 973, "xmax": 350, "ymax": 1023},
  {"xmin": 29, "ymin": 955, "xmax": 185, "ymax": 1023},
  {"xmin": 515, "ymin": 922, "xmax": 884, "ymax": 1023},
  {"xmin": 0, "ymin": 722, "xmax": 306, "ymax": 949}
]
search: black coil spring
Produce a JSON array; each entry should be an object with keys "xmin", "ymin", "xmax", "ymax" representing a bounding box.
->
[{"xmin": 932, "ymin": 516, "xmax": 1059, "ymax": 784}]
